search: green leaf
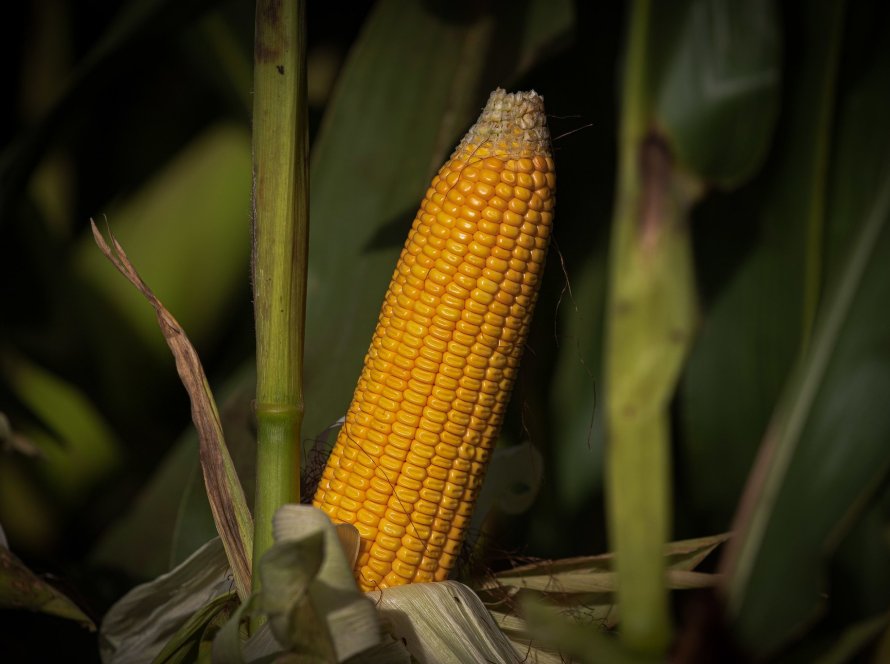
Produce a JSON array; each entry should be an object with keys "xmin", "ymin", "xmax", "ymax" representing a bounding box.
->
[
  {"xmin": 166, "ymin": 367, "xmax": 257, "ymax": 570},
  {"xmin": 90, "ymin": 432, "xmax": 200, "ymax": 580},
  {"xmin": 2, "ymin": 353, "xmax": 120, "ymax": 501},
  {"xmin": 0, "ymin": 543, "xmax": 95, "ymax": 630},
  {"xmin": 548, "ymin": 253, "xmax": 608, "ymax": 511},
  {"xmin": 778, "ymin": 610, "xmax": 890, "ymax": 664},
  {"xmin": 650, "ymin": 0, "xmax": 781, "ymax": 186},
  {"xmin": 724, "ymin": 28, "xmax": 890, "ymax": 653},
  {"xmin": 814, "ymin": 615, "xmax": 888, "ymax": 664},
  {"xmin": 302, "ymin": 0, "xmax": 575, "ymax": 442},
  {"xmin": 89, "ymin": 373, "xmax": 258, "ymax": 581},
  {"xmin": 0, "ymin": 0, "xmax": 217, "ymax": 219},
  {"xmin": 679, "ymin": 0, "xmax": 846, "ymax": 532},
  {"xmin": 826, "ymin": 486, "xmax": 890, "ymax": 630},
  {"xmin": 75, "ymin": 124, "xmax": 251, "ymax": 359}
]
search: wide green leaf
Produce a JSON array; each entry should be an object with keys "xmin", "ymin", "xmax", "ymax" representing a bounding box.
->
[
  {"xmin": 548, "ymin": 253, "xmax": 608, "ymax": 512},
  {"xmin": 0, "ymin": 0, "xmax": 217, "ymax": 220},
  {"xmin": 650, "ymin": 0, "xmax": 781, "ymax": 186},
  {"xmin": 679, "ymin": 0, "xmax": 846, "ymax": 532},
  {"xmin": 75, "ymin": 124, "xmax": 251, "ymax": 360},
  {"xmin": 724, "ymin": 24, "xmax": 890, "ymax": 653},
  {"xmin": 302, "ymin": 0, "xmax": 573, "ymax": 442},
  {"xmin": 2, "ymin": 353, "xmax": 120, "ymax": 501}
]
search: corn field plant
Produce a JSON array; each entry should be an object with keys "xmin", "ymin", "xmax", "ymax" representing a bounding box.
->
[{"xmin": 1, "ymin": 0, "xmax": 889, "ymax": 662}]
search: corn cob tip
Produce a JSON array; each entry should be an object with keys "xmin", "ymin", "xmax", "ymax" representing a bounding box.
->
[{"xmin": 455, "ymin": 88, "xmax": 551, "ymax": 161}]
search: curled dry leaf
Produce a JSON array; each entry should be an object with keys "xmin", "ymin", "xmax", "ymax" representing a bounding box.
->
[
  {"xmin": 90, "ymin": 220, "xmax": 253, "ymax": 601},
  {"xmin": 271, "ymin": 505, "xmax": 382, "ymax": 661},
  {"xmin": 475, "ymin": 534, "xmax": 729, "ymax": 647}
]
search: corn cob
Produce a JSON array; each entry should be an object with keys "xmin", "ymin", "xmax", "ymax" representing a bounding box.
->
[{"xmin": 313, "ymin": 89, "xmax": 555, "ymax": 591}]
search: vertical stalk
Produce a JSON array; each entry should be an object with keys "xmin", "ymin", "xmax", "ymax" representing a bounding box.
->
[
  {"xmin": 251, "ymin": 0, "xmax": 308, "ymax": 591},
  {"xmin": 606, "ymin": 1, "xmax": 666, "ymax": 650},
  {"xmin": 604, "ymin": 0, "xmax": 696, "ymax": 654}
]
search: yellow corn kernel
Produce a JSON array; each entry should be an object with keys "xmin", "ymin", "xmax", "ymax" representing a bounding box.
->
[{"xmin": 313, "ymin": 88, "xmax": 554, "ymax": 591}]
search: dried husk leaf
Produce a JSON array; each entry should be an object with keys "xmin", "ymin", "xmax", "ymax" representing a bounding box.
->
[{"xmin": 91, "ymin": 221, "xmax": 253, "ymax": 600}]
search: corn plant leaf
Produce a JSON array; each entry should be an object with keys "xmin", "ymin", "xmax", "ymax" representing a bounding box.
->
[
  {"xmin": 0, "ymin": 0, "xmax": 216, "ymax": 220},
  {"xmin": 679, "ymin": 0, "xmax": 846, "ymax": 533},
  {"xmin": 778, "ymin": 612, "xmax": 890, "ymax": 664},
  {"xmin": 723, "ymin": 27, "xmax": 890, "ymax": 653},
  {"xmin": 1, "ymin": 353, "xmax": 120, "ymax": 502},
  {"xmin": 334, "ymin": 523, "xmax": 361, "ymax": 570},
  {"xmin": 649, "ymin": 0, "xmax": 781, "ymax": 186},
  {"xmin": 548, "ymin": 252, "xmax": 608, "ymax": 512},
  {"xmin": 871, "ymin": 621, "xmax": 890, "ymax": 664},
  {"xmin": 166, "ymin": 370, "xmax": 257, "ymax": 570},
  {"xmin": 0, "ymin": 412, "xmax": 39, "ymax": 459},
  {"xmin": 76, "ymin": 124, "xmax": 251, "ymax": 359},
  {"xmin": 0, "ymin": 356, "xmax": 120, "ymax": 550},
  {"xmin": 100, "ymin": 537, "xmax": 232, "ymax": 664},
  {"xmin": 816, "ymin": 615, "xmax": 890, "ymax": 664},
  {"xmin": 485, "ymin": 607, "xmax": 567, "ymax": 664},
  {"xmin": 91, "ymin": 222, "xmax": 253, "ymax": 600},
  {"xmin": 0, "ymin": 542, "xmax": 95, "ymax": 631},
  {"xmin": 302, "ymin": 0, "xmax": 574, "ymax": 443},
  {"xmin": 822, "ymin": 485, "xmax": 890, "ymax": 645}
]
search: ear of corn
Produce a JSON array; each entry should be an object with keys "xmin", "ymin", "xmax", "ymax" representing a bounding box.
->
[{"xmin": 313, "ymin": 89, "xmax": 555, "ymax": 591}]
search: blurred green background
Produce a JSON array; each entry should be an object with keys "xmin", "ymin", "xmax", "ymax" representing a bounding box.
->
[{"xmin": 2, "ymin": 0, "xmax": 889, "ymax": 661}]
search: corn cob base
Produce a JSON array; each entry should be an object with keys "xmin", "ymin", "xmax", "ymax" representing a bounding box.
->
[{"xmin": 313, "ymin": 89, "xmax": 555, "ymax": 591}]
